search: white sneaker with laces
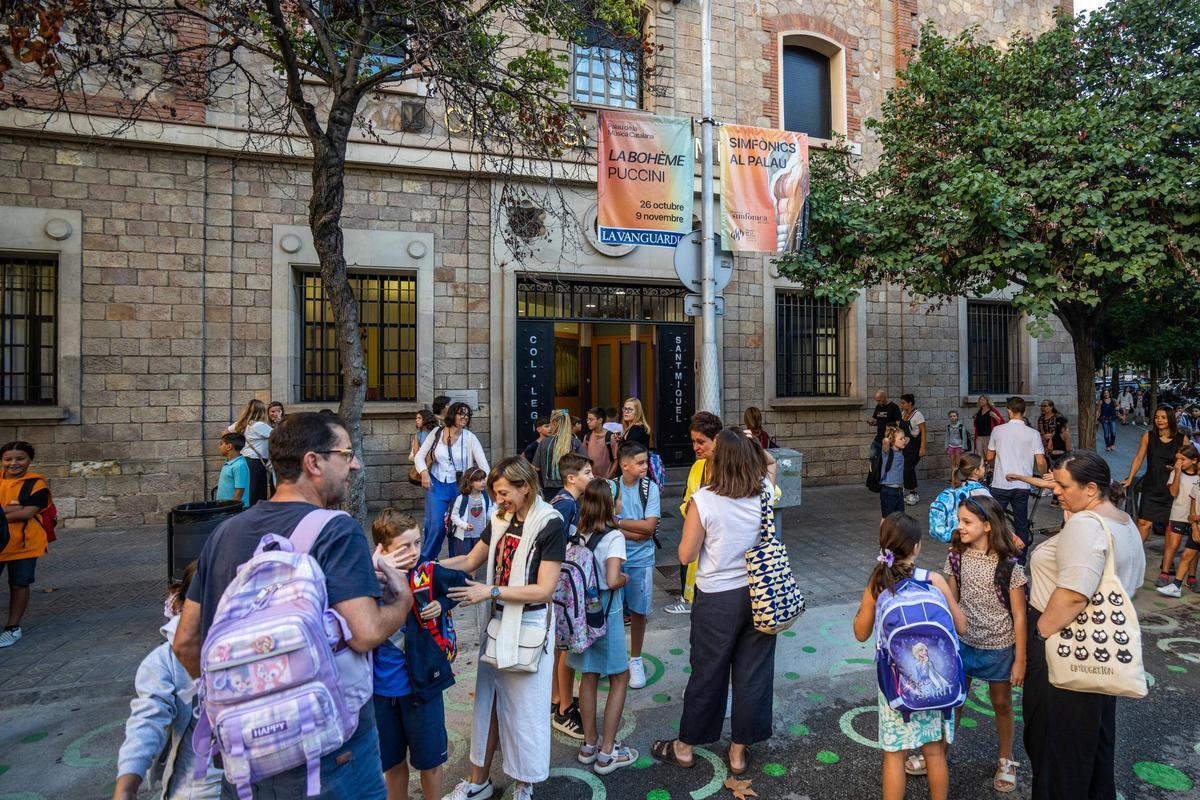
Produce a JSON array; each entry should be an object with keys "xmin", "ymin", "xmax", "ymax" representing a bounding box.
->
[
  {"xmin": 628, "ymin": 656, "xmax": 647, "ymax": 689},
  {"xmin": 1157, "ymin": 582, "xmax": 1183, "ymax": 598},
  {"xmin": 442, "ymin": 779, "xmax": 493, "ymax": 800},
  {"xmin": 0, "ymin": 627, "xmax": 21, "ymax": 648},
  {"xmin": 512, "ymin": 781, "xmax": 534, "ymax": 800}
]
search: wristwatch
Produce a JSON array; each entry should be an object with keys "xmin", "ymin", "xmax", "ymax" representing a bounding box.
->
[{"xmin": 490, "ymin": 586, "xmax": 501, "ymax": 600}]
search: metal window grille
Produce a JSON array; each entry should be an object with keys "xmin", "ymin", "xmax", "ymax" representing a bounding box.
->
[
  {"xmin": 967, "ymin": 301, "xmax": 1025, "ymax": 395},
  {"xmin": 0, "ymin": 255, "xmax": 57, "ymax": 405},
  {"xmin": 517, "ymin": 279, "xmax": 687, "ymax": 322},
  {"xmin": 571, "ymin": 26, "xmax": 641, "ymax": 109},
  {"xmin": 298, "ymin": 272, "xmax": 417, "ymax": 403},
  {"xmin": 775, "ymin": 292, "xmax": 846, "ymax": 397}
]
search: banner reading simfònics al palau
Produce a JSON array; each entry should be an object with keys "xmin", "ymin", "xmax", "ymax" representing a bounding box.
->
[
  {"xmin": 718, "ymin": 124, "xmax": 809, "ymax": 253},
  {"xmin": 597, "ymin": 110, "xmax": 694, "ymax": 248}
]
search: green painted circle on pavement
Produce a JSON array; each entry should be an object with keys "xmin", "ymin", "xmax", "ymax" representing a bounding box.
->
[
  {"xmin": 1168, "ymin": 664, "xmax": 1188, "ymax": 673},
  {"xmin": 21, "ymin": 733, "xmax": 47, "ymax": 744},
  {"xmin": 683, "ymin": 666, "xmax": 692, "ymax": 674},
  {"xmin": 653, "ymin": 692, "xmax": 671, "ymax": 703},
  {"xmin": 817, "ymin": 751, "xmax": 840, "ymax": 764},
  {"xmin": 782, "ymin": 631, "xmax": 797, "ymax": 638},
  {"xmin": 806, "ymin": 692, "xmax": 825, "ymax": 702},
  {"xmin": 789, "ymin": 723, "xmax": 810, "ymax": 736},
  {"xmin": 633, "ymin": 755, "xmax": 653, "ymax": 769},
  {"xmin": 801, "ymin": 645, "xmax": 816, "ymax": 653},
  {"xmin": 785, "ymin": 671, "xmax": 800, "ymax": 680},
  {"xmin": 959, "ymin": 717, "xmax": 977, "ymax": 729},
  {"xmin": 1133, "ymin": 762, "xmax": 1193, "ymax": 791},
  {"xmin": 670, "ymin": 648, "xmax": 684, "ymax": 656},
  {"xmin": 0, "ymin": 766, "xmax": 8, "ymax": 776},
  {"xmin": 647, "ymin": 791, "xmax": 670, "ymax": 800},
  {"xmin": 763, "ymin": 762, "xmax": 787, "ymax": 776}
]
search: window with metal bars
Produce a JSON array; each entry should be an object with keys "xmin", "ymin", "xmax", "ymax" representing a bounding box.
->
[
  {"xmin": 298, "ymin": 272, "xmax": 417, "ymax": 403},
  {"xmin": 571, "ymin": 25, "xmax": 641, "ymax": 109},
  {"xmin": 1, "ymin": 255, "xmax": 57, "ymax": 405},
  {"xmin": 517, "ymin": 279, "xmax": 687, "ymax": 322},
  {"xmin": 967, "ymin": 301, "xmax": 1025, "ymax": 395},
  {"xmin": 775, "ymin": 292, "xmax": 846, "ymax": 397}
]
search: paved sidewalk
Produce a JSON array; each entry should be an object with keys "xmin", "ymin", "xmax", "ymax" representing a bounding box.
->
[{"xmin": 2, "ymin": 422, "xmax": 1197, "ymax": 799}]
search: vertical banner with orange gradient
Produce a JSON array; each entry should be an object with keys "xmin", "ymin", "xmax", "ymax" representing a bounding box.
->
[
  {"xmin": 597, "ymin": 110, "xmax": 695, "ymax": 248},
  {"xmin": 718, "ymin": 125, "xmax": 809, "ymax": 253}
]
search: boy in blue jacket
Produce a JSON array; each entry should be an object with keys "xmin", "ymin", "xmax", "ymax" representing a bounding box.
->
[{"xmin": 371, "ymin": 509, "xmax": 469, "ymax": 800}]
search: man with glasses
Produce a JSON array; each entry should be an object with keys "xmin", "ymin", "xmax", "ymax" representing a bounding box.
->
[{"xmin": 173, "ymin": 412, "xmax": 412, "ymax": 800}]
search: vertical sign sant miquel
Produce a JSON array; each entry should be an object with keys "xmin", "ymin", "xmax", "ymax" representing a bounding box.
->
[{"xmin": 596, "ymin": 110, "xmax": 695, "ymax": 248}]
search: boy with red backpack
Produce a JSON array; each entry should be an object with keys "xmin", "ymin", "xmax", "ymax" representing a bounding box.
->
[{"xmin": 370, "ymin": 509, "xmax": 469, "ymax": 800}]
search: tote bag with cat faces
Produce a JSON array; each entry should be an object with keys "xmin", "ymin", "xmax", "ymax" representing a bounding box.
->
[{"xmin": 1045, "ymin": 511, "xmax": 1147, "ymax": 699}]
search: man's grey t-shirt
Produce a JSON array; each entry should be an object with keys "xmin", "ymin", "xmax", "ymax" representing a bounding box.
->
[{"xmin": 186, "ymin": 501, "xmax": 379, "ymax": 639}]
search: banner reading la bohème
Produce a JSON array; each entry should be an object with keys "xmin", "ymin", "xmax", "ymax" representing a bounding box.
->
[
  {"xmin": 597, "ymin": 110, "xmax": 694, "ymax": 248},
  {"xmin": 718, "ymin": 124, "xmax": 809, "ymax": 253}
]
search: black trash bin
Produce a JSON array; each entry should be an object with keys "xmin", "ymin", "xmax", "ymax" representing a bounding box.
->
[{"xmin": 168, "ymin": 500, "xmax": 244, "ymax": 581}]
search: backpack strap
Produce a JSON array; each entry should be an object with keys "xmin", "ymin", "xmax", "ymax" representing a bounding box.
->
[
  {"xmin": 994, "ymin": 556, "xmax": 1017, "ymax": 611},
  {"xmin": 605, "ymin": 430, "xmax": 617, "ymax": 461},
  {"xmin": 289, "ymin": 509, "xmax": 350, "ymax": 555},
  {"xmin": 946, "ymin": 550, "xmax": 962, "ymax": 585},
  {"xmin": 638, "ymin": 477, "xmax": 649, "ymax": 509}
]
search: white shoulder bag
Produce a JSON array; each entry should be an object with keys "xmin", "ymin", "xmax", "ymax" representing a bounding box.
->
[{"xmin": 1045, "ymin": 511, "xmax": 1147, "ymax": 699}]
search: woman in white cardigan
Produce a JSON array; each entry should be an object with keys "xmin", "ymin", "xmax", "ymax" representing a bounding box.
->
[
  {"xmin": 441, "ymin": 457, "xmax": 566, "ymax": 800},
  {"xmin": 414, "ymin": 401, "xmax": 490, "ymax": 561}
]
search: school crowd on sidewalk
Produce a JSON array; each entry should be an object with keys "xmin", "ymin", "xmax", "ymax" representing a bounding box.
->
[{"xmin": 0, "ymin": 388, "xmax": 1168, "ymax": 800}]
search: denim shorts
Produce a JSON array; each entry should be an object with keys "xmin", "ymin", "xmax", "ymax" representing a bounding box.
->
[
  {"xmin": 0, "ymin": 557, "xmax": 37, "ymax": 587},
  {"xmin": 622, "ymin": 565, "xmax": 654, "ymax": 616},
  {"xmin": 961, "ymin": 643, "xmax": 1015, "ymax": 683},
  {"xmin": 373, "ymin": 693, "xmax": 448, "ymax": 772}
]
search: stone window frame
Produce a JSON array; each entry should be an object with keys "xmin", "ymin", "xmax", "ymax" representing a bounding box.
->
[
  {"xmin": 763, "ymin": 268, "xmax": 867, "ymax": 410},
  {"xmin": 270, "ymin": 225, "xmax": 434, "ymax": 416},
  {"xmin": 956, "ymin": 294, "xmax": 1040, "ymax": 406},
  {"xmin": 777, "ymin": 32, "xmax": 847, "ymax": 146},
  {"xmin": 0, "ymin": 206, "xmax": 82, "ymax": 424}
]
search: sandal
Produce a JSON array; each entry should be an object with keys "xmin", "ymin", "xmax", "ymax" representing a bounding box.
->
[
  {"xmin": 994, "ymin": 758, "xmax": 1018, "ymax": 793},
  {"xmin": 728, "ymin": 745, "xmax": 752, "ymax": 776},
  {"xmin": 577, "ymin": 742, "xmax": 598, "ymax": 765},
  {"xmin": 651, "ymin": 738, "xmax": 694, "ymax": 769},
  {"xmin": 905, "ymin": 752, "xmax": 927, "ymax": 776}
]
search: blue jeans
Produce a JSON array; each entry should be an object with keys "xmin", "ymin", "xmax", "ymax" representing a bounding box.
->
[
  {"xmin": 880, "ymin": 486, "xmax": 904, "ymax": 518},
  {"xmin": 220, "ymin": 702, "xmax": 385, "ymax": 800},
  {"xmin": 421, "ymin": 475, "xmax": 459, "ymax": 562},
  {"xmin": 991, "ymin": 487, "xmax": 1031, "ymax": 560},
  {"xmin": 1100, "ymin": 418, "xmax": 1117, "ymax": 448}
]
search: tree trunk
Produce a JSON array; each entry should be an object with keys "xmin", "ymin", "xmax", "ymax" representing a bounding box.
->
[
  {"xmin": 1056, "ymin": 305, "xmax": 1100, "ymax": 454},
  {"xmin": 1109, "ymin": 364, "xmax": 1118, "ymax": 397},
  {"xmin": 309, "ymin": 111, "xmax": 368, "ymax": 525}
]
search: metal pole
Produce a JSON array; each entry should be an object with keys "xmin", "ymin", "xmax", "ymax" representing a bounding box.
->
[{"xmin": 697, "ymin": 0, "xmax": 721, "ymax": 415}]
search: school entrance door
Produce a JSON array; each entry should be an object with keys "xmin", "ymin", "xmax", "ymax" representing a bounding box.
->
[{"xmin": 515, "ymin": 278, "xmax": 695, "ymax": 467}]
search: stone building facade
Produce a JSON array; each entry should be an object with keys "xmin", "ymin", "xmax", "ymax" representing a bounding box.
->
[{"xmin": 0, "ymin": 0, "xmax": 1074, "ymax": 527}]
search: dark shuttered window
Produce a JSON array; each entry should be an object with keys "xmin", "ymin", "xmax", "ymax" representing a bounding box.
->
[{"xmin": 782, "ymin": 45, "xmax": 832, "ymax": 140}]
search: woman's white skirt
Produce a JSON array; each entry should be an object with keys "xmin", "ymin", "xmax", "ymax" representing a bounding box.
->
[{"xmin": 469, "ymin": 607, "xmax": 555, "ymax": 784}]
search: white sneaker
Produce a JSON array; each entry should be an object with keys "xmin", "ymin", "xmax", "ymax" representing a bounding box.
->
[
  {"xmin": 0, "ymin": 627, "xmax": 21, "ymax": 648},
  {"xmin": 664, "ymin": 599, "xmax": 692, "ymax": 615},
  {"xmin": 628, "ymin": 656, "xmax": 647, "ymax": 689},
  {"xmin": 512, "ymin": 781, "xmax": 534, "ymax": 800},
  {"xmin": 442, "ymin": 779, "xmax": 493, "ymax": 800},
  {"xmin": 1157, "ymin": 582, "xmax": 1183, "ymax": 598},
  {"xmin": 904, "ymin": 492, "xmax": 919, "ymax": 506}
]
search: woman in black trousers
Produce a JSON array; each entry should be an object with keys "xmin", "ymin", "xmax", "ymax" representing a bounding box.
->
[{"xmin": 652, "ymin": 429, "xmax": 778, "ymax": 775}]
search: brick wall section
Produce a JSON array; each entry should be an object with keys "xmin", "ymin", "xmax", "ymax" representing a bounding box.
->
[
  {"xmin": 895, "ymin": 0, "xmax": 920, "ymax": 75},
  {"xmin": 760, "ymin": 13, "xmax": 863, "ymax": 137},
  {"xmin": 0, "ymin": 135, "xmax": 490, "ymax": 528}
]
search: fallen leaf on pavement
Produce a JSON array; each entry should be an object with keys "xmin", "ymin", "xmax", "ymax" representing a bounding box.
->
[{"xmin": 724, "ymin": 776, "xmax": 757, "ymax": 799}]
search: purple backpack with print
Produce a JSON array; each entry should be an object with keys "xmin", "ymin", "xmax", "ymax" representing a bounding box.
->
[{"xmin": 192, "ymin": 509, "xmax": 373, "ymax": 799}]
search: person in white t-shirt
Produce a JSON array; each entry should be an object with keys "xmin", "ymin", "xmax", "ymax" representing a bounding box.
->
[
  {"xmin": 652, "ymin": 429, "xmax": 775, "ymax": 777},
  {"xmin": 1156, "ymin": 444, "xmax": 1200, "ymax": 596},
  {"xmin": 986, "ymin": 397, "xmax": 1047, "ymax": 559},
  {"xmin": 227, "ymin": 398, "xmax": 273, "ymax": 505},
  {"xmin": 898, "ymin": 394, "xmax": 927, "ymax": 506}
]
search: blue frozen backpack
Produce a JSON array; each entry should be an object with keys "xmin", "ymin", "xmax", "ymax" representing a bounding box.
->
[
  {"xmin": 927, "ymin": 482, "xmax": 986, "ymax": 543},
  {"xmin": 874, "ymin": 568, "xmax": 966, "ymax": 721}
]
